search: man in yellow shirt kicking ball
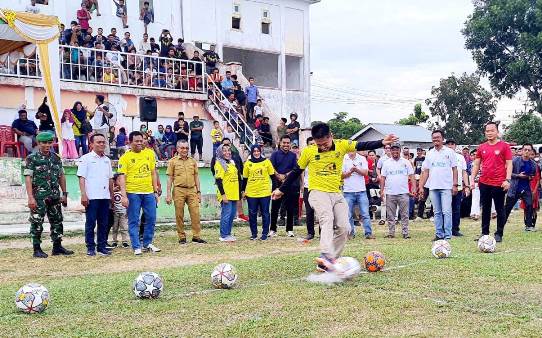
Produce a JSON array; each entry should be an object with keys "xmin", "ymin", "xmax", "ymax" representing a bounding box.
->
[{"xmin": 272, "ymin": 123, "xmax": 397, "ymax": 272}]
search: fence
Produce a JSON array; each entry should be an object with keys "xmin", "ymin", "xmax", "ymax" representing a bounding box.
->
[{"xmin": 0, "ymin": 45, "xmax": 206, "ymax": 94}]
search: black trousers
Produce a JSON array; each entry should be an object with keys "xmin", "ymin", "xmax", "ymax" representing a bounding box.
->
[
  {"xmin": 271, "ymin": 190, "xmax": 298, "ymax": 232},
  {"xmin": 479, "ymin": 183, "xmax": 507, "ymax": 236},
  {"xmin": 417, "ymin": 187, "xmax": 430, "ymax": 218},
  {"xmin": 303, "ymin": 188, "xmax": 316, "ymax": 236},
  {"xmin": 190, "ymin": 137, "xmax": 203, "ymax": 156},
  {"xmin": 505, "ymin": 189, "xmax": 533, "ymax": 228}
]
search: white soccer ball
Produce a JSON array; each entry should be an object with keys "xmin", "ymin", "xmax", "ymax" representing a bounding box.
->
[
  {"xmin": 432, "ymin": 240, "xmax": 452, "ymax": 259},
  {"xmin": 334, "ymin": 256, "xmax": 362, "ymax": 280},
  {"xmin": 477, "ymin": 235, "xmax": 496, "ymax": 253},
  {"xmin": 15, "ymin": 283, "xmax": 50, "ymax": 314},
  {"xmin": 211, "ymin": 263, "xmax": 238, "ymax": 289},
  {"xmin": 133, "ymin": 272, "xmax": 164, "ymax": 299}
]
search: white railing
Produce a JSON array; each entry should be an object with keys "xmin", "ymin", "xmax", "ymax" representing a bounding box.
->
[
  {"xmin": 0, "ymin": 45, "xmax": 207, "ymax": 94},
  {"xmin": 206, "ymin": 75, "xmax": 256, "ymax": 147}
]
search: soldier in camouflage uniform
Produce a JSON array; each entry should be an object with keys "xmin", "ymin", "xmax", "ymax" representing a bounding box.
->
[{"xmin": 24, "ymin": 132, "xmax": 74, "ymax": 258}]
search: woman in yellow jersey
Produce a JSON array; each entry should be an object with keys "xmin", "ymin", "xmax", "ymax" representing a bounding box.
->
[
  {"xmin": 214, "ymin": 144, "xmax": 241, "ymax": 242},
  {"xmin": 242, "ymin": 145, "xmax": 275, "ymax": 240}
]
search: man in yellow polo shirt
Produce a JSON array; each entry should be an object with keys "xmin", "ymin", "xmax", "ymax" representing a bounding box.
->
[
  {"xmin": 118, "ymin": 131, "xmax": 160, "ymax": 255},
  {"xmin": 272, "ymin": 123, "xmax": 397, "ymax": 272}
]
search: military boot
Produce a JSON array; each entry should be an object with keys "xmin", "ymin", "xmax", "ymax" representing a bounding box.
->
[
  {"xmin": 51, "ymin": 241, "xmax": 74, "ymax": 256},
  {"xmin": 33, "ymin": 244, "xmax": 48, "ymax": 258}
]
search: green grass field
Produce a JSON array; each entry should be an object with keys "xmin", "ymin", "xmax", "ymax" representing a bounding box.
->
[{"xmin": 0, "ymin": 214, "xmax": 541, "ymax": 337}]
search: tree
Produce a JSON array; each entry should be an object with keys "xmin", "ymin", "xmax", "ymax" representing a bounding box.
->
[
  {"xmin": 397, "ymin": 103, "xmax": 429, "ymax": 125},
  {"xmin": 463, "ymin": 0, "xmax": 542, "ymax": 112},
  {"xmin": 504, "ymin": 112, "xmax": 542, "ymax": 144},
  {"xmin": 425, "ymin": 73, "xmax": 497, "ymax": 144},
  {"xmin": 325, "ymin": 112, "xmax": 365, "ymax": 139}
]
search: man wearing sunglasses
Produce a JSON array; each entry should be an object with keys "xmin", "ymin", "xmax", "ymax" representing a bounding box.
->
[{"xmin": 24, "ymin": 131, "xmax": 74, "ymax": 258}]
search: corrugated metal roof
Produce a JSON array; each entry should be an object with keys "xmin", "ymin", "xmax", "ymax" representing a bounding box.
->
[{"xmin": 351, "ymin": 123, "xmax": 432, "ymax": 143}]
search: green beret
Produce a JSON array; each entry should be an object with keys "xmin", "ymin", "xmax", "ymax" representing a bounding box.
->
[{"xmin": 36, "ymin": 132, "xmax": 54, "ymax": 142}]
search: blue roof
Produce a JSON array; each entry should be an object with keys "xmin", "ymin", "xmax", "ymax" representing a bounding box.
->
[{"xmin": 351, "ymin": 123, "xmax": 432, "ymax": 143}]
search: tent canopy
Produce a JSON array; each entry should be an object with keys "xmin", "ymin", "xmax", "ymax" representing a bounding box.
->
[{"xmin": 0, "ymin": 9, "xmax": 63, "ymax": 146}]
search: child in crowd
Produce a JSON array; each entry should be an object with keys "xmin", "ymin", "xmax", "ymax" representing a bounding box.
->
[
  {"xmin": 139, "ymin": 1, "xmax": 154, "ymax": 34},
  {"xmin": 211, "ymin": 120, "xmax": 223, "ymax": 155},
  {"xmin": 113, "ymin": 0, "xmax": 128, "ymax": 28},
  {"xmin": 110, "ymin": 174, "xmax": 129, "ymax": 248},
  {"xmin": 254, "ymin": 98, "xmax": 264, "ymax": 117},
  {"xmin": 224, "ymin": 124, "xmax": 236, "ymax": 144},
  {"xmin": 61, "ymin": 109, "xmax": 78, "ymax": 159}
]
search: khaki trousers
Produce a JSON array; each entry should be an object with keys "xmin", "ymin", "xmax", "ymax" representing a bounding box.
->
[
  {"xmin": 308, "ymin": 190, "xmax": 349, "ymax": 259},
  {"xmin": 173, "ymin": 186, "xmax": 201, "ymax": 240}
]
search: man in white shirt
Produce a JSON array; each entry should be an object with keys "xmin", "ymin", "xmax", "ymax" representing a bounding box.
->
[
  {"xmin": 342, "ymin": 152, "xmax": 374, "ymax": 239},
  {"xmin": 381, "ymin": 143, "xmax": 416, "ymax": 238},
  {"xmin": 77, "ymin": 133, "xmax": 114, "ymax": 256},
  {"xmin": 376, "ymin": 145, "xmax": 392, "ymax": 225},
  {"xmin": 138, "ymin": 33, "xmax": 151, "ymax": 54},
  {"xmin": 90, "ymin": 95, "xmax": 112, "ymax": 155},
  {"xmin": 446, "ymin": 139, "xmax": 471, "ymax": 237},
  {"xmin": 418, "ymin": 130, "xmax": 458, "ymax": 241}
]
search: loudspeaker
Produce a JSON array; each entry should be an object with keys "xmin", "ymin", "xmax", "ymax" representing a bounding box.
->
[{"xmin": 139, "ymin": 96, "xmax": 157, "ymax": 122}]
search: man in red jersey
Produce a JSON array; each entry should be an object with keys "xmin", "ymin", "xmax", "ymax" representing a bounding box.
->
[{"xmin": 470, "ymin": 122, "xmax": 513, "ymax": 242}]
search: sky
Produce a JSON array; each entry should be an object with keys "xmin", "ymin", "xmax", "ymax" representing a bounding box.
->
[{"xmin": 309, "ymin": 0, "xmax": 523, "ymax": 125}]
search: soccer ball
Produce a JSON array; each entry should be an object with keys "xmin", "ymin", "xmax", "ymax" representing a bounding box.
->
[
  {"xmin": 133, "ymin": 272, "xmax": 163, "ymax": 299},
  {"xmin": 334, "ymin": 256, "xmax": 362, "ymax": 280},
  {"xmin": 15, "ymin": 283, "xmax": 49, "ymax": 314},
  {"xmin": 477, "ymin": 235, "xmax": 496, "ymax": 253},
  {"xmin": 211, "ymin": 263, "xmax": 238, "ymax": 289},
  {"xmin": 364, "ymin": 251, "xmax": 386, "ymax": 272},
  {"xmin": 432, "ymin": 240, "xmax": 452, "ymax": 258}
]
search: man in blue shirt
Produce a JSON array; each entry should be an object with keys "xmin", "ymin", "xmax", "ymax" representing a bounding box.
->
[
  {"xmin": 12, "ymin": 109, "xmax": 38, "ymax": 153},
  {"xmin": 270, "ymin": 135, "xmax": 298, "ymax": 237},
  {"xmin": 244, "ymin": 77, "xmax": 259, "ymax": 124},
  {"xmin": 504, "ymin": 143, "xmax": 536, "ymax": 231},
  {"xmin": 221, "ymin": 71, "xmax": 234, "ymax": 96}
]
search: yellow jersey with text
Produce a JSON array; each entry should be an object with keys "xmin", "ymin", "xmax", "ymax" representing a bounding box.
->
[
  {"xmin": 243, "ymin": 159, "xmax": 275, "ymax": 198},
  {"xmin": 298, "ymin": 139, "xmax": 357, "ymax": 193},
  {"xmin": 214, "ymin": 161, "xmax": 240, "ymax": 201},
  {"xmin": 117, "ymin": 149, "xmax": 156, "ymax": 193}
]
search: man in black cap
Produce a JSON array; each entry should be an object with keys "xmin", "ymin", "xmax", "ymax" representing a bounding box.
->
[{"xmin": 24, "ymin": 132, "xmax": 74, "ymax": 258}]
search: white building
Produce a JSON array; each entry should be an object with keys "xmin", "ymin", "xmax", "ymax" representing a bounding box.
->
[{"xmin": 1, "ymin": 0, "xmax": 318, "ymax": 132}]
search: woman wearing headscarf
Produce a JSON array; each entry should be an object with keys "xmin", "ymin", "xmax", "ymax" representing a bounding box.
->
[
  {"xmin": 214, "ymin": 144, "xmax": 241, "ymax": 242},
  {"xmin": 71, "ymin": 101, "xmax": 90, "ymax": 155},
  {"xmin": 242, "ymin": 145, "xmax": 275, "ymax": 240},
  {"xmin": 160, "ymin": 125, "xmax": 177, "ymax": 159}
]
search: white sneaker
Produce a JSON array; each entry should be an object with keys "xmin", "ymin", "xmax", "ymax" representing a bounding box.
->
[
  {"xmin": 269, "ymin": 231, "xmax": 277, "ymax": 237},
  {"xmin": 415, "ymin": 217, "xmax": 422, "ymax": 222},
  {"xmin": 219, "ymin": 237, "xmax": 228, "ymax": 242},
  {"xmin": 228, "ymin": 235, "xmax": 237, "ymax": 241},
  {"xmin": 144, "ymin": 244, "xmax": 161, "ymax": 253},
  {"xmin": 287, "ymin": 231, "xmax": 295, "ymax": 237},
  {"xmin": 134, "ymin": 248, "xmax": 142, "ymax": 256}
]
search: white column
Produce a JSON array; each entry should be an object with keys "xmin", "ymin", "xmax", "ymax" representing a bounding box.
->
[
  {"xmin": 279, "ymin": 3, "xmax": 287, "ymax": 118},
  {"xmin": 303, "ymin": 4, "xmax": 312, "ymax": 128}
]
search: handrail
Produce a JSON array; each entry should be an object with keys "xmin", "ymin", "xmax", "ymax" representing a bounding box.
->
[{"xmin": 206, "ymin": 74, "xmax": 256, "ymax": 147}]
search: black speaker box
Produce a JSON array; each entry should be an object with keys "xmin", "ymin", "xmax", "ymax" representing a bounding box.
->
[{"xmin": 139, "ymin": 96, "xmax": 157, "ymax": 122}]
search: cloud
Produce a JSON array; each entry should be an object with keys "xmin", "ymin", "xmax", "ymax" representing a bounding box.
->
[{"xmin": 309, "ymin": 0, "xmax": 523, "ymax": 124}]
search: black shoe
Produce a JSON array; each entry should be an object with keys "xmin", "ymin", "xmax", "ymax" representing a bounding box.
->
[
  {"xmin": 179, "ymin": 238, "xmax": 187, "ymax": 245},
  {"xmin": 432, "ymin": 236, "xmax": 443, "ymax": 242},
  {"xmin": 452, "ymin": 232, "xmax": 464, "ymax": 237},
  {"xmin": 33, "ymin": 244, "xmax": 48, "ymax": 258},
  {"xmin": 192, "ymin": 238, "xmax": 207, "ymax": 244},
  {"xmin": 87, "ymin": 249, "xmax": 96, "ymax": 256},
  {"xmin": 494, "ymin": 234, "xmax": 503, "ymax": 242},
  {"xmin": 305, "ymin": 234, "xmax": 315, "ymax": 240},
  {"xmin": 403, "ymin": 234, "xmax": 411, "ymax": 239},
  {"xmin": 122, "ymin": 242, "xmax": 130, "ymax": 248},
  {"xmin": 105, "ymin": 242, "xmax": 115, "ymax": 250},
  {"xmin": 51, "ymin": 241, "xmax": 74, "ymax": 256},
  {"xmin": 97, "ymin": 249, "xmax": 111, "ymax": 256}
]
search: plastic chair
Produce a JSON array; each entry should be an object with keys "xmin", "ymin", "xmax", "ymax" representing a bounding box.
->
[{"xmin": 0, "ymin": 125, "xmax": 23, "ymax": 158}]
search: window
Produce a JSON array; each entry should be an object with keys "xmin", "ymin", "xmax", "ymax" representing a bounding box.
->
[
  {"xmin": 195, "ymin": 42, "xmax": 213, "ymax": 50},
  {"xmin": 263, "ymin": 10, "xmax": 269, "ymax": 18},
  {"xmin": 232, "ymin": 17, "xmax": 241, "ymax": 30},
  {"xmin": 261, "ymin": 22, "xmax": 270, "ymax": 34},
  {"xmin": 233, "ymin": 4, "xmax": 240, "ymax": 13}
]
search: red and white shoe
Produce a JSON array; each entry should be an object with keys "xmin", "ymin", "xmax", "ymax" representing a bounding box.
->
[{"xmin": 315, "ymin": 255, "xmax": 336, "ymax": 273}]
